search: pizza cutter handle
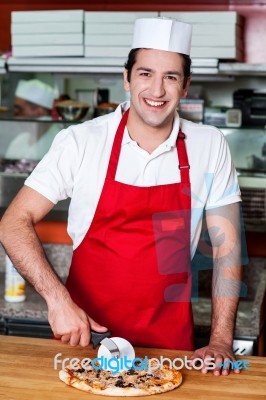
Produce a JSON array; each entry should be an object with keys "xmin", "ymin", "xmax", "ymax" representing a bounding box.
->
[{"xmin": 90, "ymin": 330, "xmax": 112, "ymax": 348}]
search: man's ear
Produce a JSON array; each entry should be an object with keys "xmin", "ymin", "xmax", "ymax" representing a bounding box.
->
[
  {"xmin": 182, "ymin": 76, "xmax": 191, "ymax": 98},
  {"xmin": 123, "ymin": 69, "xmax": 130, "ymax": 91}
]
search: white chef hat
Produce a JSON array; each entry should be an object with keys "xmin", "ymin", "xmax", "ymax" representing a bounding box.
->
[
  {"xmin": 131, "ymin": 17, "xmax": 192, "ymax": 56},
  {"xmin": 15, "ymin": 79, "xmax": 57, "ymax": 110}
]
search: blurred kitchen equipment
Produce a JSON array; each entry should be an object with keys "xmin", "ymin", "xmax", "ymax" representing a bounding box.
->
[
  {"xmin": 233, "ymin": 89, "xmax": 266, "ymax": 126},
  {"xmin": 94, "ymin": 102, "xmax": 119, "ymax": 117},
  {"xmin": 221, "ymin": 127, "xmax": 266, "ymax": 173},
  {"xmin": 178, "ymin": 98, "xmax": 204, "ymax": 122},
  {"xmin": 221, "ymin": 127, "xmax": 266, "ymax": 231},
  {"xmin": 76, "ymin": 88, "xmax": 109, "ymax": 118},
  {"xmin": 56, "ymin": 100, "xmax": 90, "ymax": 121},
  {"xmin": 204, "ymin": 107, "xmax": 242, "ymax": 127},
  {"xmin": 226, "ymin": 108, "xmax": 242, "ymax": 127}
]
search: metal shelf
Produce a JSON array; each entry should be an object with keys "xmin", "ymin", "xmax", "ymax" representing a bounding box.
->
[
  {"xmin": 4, "ymin": 57, "xmax": 266, "ymax": 77},
  {"xmin": 219, "ymin": 62, "xmax": 266, "ymax": 76},
  {"xmin": 7, "ymin": 57, "xmax": 124, "ymax": 74}
]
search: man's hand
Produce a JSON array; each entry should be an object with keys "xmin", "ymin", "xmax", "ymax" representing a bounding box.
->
[
  {"xmin": 48, "ymin": 294, "xmax": 108, "ymax": 347},
  {"xmin": 190, "ymin": 340, "xmax": 240, "ymax": 376}
]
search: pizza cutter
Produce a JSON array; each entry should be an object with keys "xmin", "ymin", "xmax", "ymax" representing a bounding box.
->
[{"xmin": 91, "ymin": 330, "xmax": 135, "ymax": 372}]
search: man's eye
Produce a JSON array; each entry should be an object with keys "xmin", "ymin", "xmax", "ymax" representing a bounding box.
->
[
  {"xmin": 140, "ymin": 72, "xmax": 151, "ymax": 77},
  {"xmin": 165, "ymin": 75, "xmax": 177, "ymax": 81}
]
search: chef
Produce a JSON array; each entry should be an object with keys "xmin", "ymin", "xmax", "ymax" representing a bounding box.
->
[
  {"xmin": 0, "ymin": 17, "xmax": 243, "ymax": 376},
  {"xmin": 13, "ymin": 79, "xmax": 56, "ymax": 118},
  {"xmin": 6, "ymin": 79, "xmax": 59, "ymax": 160}
]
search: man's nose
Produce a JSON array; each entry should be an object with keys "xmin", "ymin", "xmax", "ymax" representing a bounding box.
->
[{"xmin": 150, "ymin": 77, "xmax": 166, "ymax": 98}]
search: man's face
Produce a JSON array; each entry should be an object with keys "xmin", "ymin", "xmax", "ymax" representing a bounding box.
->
[
  {"xmin": 123, "ymin": 49, "xmax": 190, "ymax": 131},
  {"xmin": 14, "ymin": 97, "xmax": 45, "ymax": 118}
]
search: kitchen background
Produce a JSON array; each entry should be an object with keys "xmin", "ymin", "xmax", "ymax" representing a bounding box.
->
[{"xmin": 0, "ymin": 0, "xmax": 265, "ymax": 357}]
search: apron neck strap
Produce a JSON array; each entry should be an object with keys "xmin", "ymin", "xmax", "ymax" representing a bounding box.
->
[{"xmin": 177, "ymin": 131, "xmax": 190, "ymax": 183}]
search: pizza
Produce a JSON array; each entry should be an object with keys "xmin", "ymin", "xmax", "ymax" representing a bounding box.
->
[{"xmin": 59, "ymin": 359, "xmax": 182, "ymax": 396}]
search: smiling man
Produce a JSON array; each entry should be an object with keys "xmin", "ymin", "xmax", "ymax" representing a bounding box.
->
[{"xmin": 0, "ymin": 17, "xmax": 243, "ymax": 377}]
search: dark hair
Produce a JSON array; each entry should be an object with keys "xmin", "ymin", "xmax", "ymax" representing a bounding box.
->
[{"xmin": 124, "ymin": 48, "xmax": 191, "ymax": 89}]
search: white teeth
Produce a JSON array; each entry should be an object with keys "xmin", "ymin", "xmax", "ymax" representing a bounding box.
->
[{"xmin": 145, "ymin": 99, "xmax": 165, "ymax": 107}]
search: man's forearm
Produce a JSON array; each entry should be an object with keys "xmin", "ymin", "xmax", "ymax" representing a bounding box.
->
[
  {"xmin": 210, "ymin": 265, "xmax": 242, "ymax": 345},
  {"xmin": 206, "ymin": 203, "xmax": 243, "ymax": 346},
  {"xmin": 0, "ymin": 189, "xmax": 69, "ymax": 306}
]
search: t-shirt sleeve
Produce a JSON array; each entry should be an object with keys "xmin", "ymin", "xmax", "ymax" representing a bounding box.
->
[
  {"xmin": 25, "ymin": 127, "xmax": 79, "ymax": 204},
  {"xmin": 205, "ymin": 132, "xmax": 241, "ymax": 210}
]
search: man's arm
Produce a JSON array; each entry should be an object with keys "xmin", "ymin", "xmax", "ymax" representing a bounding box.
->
[
  {"xmin": 0, "ymin": 186, "xmax": 107, "ymax": 346},
  {"xmin": 190, "ymin": 203, "xmax": 243, "ymax": 376}
]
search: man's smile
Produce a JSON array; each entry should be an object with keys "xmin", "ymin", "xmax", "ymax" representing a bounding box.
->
[{"xmin": 144, "ymin": 99, "xmax": 166, "ymax": 107}]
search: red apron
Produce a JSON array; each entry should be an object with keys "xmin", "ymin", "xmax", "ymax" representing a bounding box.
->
[{"xmin": 66, "ymin": 109, "xmax": 193, "ymax": 350}]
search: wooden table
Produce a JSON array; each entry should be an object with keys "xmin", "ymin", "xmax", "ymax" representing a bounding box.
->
[{"xmin": 0, "ymin": 335, "xmax": 265, "ymax": 400}]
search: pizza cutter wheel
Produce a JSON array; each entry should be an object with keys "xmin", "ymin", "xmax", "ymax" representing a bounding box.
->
[{"xmin": 91, "ymin": 330, "xmax": 135, "ymax": 371}]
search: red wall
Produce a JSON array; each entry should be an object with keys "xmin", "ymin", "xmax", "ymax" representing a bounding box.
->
[{"xmin": 1, "ymin": 1, "xmax": 266, "ymax": 62}]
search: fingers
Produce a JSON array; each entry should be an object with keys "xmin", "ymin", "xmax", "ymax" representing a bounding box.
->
[
  {"xmin": 57, "ymin": 320, "xmax": 91, "ymax": 347},
  {"xmin": 221, "ymin": 358, "xmax": 231, "ymax": 376},
  {"xmin": 190, "ymin": 345, "xmax": 240, "ymax": 376},
  {"xmin": 88, "ymin": 316, "xmax": 108, "ymax": 332},
  {"xmin": 79, "ymin": 329, "xmax": 90, "ymax": 348},
  {"xmin": 51, "ymin": 316, "xmax": 108, "ymax": 348},
  {"xmin": 201, "ymin": 352, "xmax": 214, "ymax": 374},
  {"xmin": 213, "ymin": 354, "xmax": 224, "ymax": 376}
]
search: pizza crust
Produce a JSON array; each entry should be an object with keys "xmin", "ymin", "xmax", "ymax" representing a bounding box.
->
[{"xmin": 59, "ymin": 361, "xmax": 182, "ymax": 397}]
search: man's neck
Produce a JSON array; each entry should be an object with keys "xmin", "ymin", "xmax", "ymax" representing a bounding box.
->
[{"xmin": 126, "ymin": 114, "xmax": 174, "ymax": 154}]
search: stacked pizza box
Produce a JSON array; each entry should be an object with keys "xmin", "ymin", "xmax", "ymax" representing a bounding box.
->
[
  {"xmin": 160, "ymin": 11, "xmax": 244, "ymax": 61},
  {"xmin": 10, "ymin": 10, "xmax": 244, "ymax": 64},
  {"xmin": 11, "ymin": 10, "xmax": 84, "ymax": 57},
  {"xmin": 84, "ymin": 11, "xmax": 158, "ymax": 66}
]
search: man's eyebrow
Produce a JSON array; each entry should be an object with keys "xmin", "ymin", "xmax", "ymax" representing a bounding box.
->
[
  {"xmin": 136, "ymin": 67, "xmax": 182, "ymax": 76},
  {"xmin": 136, "ymin": 67, "xmax": 153, "ymax": 72}
]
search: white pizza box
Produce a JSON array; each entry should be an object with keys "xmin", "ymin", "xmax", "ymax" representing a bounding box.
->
[
  {"xmin": 191, "ymin": 58, "xmax": 219, "ymax": 67},
  {"xmin": 191, "ymin": 23, "xmax": 242, "ymax": 37},
  {"xmin": 191, "ymin": 67, "xmax": 219, "ymax": 74},
  {"xmin": 190, "ymin": 46, "xmax": 243, "ymax": 60},
  {"xmin": 192, "ymin": 34, "xmax": 243, "ymax": 48},
  {"xmin": 11, "ymin": 22, "xmax": 83, "ymax": 34},
  {"xmin": 193, "ymin": 25, "xmax": 242, "ymax": 39},
  {"xmin": 12, "ymin": 45, "xmax": 84, "ymax": 58},
  {"xmin": 84, "ymin": 44, "xmax": 242, "ymax": 60},
  {"xmin": 84, "ymin": 11, "xmax": 158, "ymax": 23},
  {"xmin": 84, "ymin": 46, "xmax": 128, "ymax": 58},
  {"xmin": 160, "ymin": 11, "xmax": 243, "ymax": 25},
  {"xmin": 84, "ymin": 34, "xmax": 132, "ymax": 47},
  {"xmin": 85, "ymin": 23, "xmax": 133, "ymax": 35},
  {"xmin": 72, "ymin": 57, "xmax": 126, "ymax": 66},
  {"xmin": 12, "ymin": 33, "xmax": 83, "ymax": 46},
  {"xmin": 12, "ymin": 10, "xmax": 84, "ymax": 23}
]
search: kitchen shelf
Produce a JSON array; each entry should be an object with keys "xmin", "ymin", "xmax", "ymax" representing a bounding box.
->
[
  {"xmin": 7, "ymin": 57, "xmax": 124, "ymax": 74},
  {"xmin": 6, "ymin": 57, "xmax": 266, "ymax": 78},
  {"xmin": 219, "ymin": 62, "xmax": 266, "ymax": 76}
]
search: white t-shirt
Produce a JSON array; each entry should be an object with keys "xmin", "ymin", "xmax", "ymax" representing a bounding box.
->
[{"xmin": 25, "ymin": 102, "xmax": 241, "ymax": 256}]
